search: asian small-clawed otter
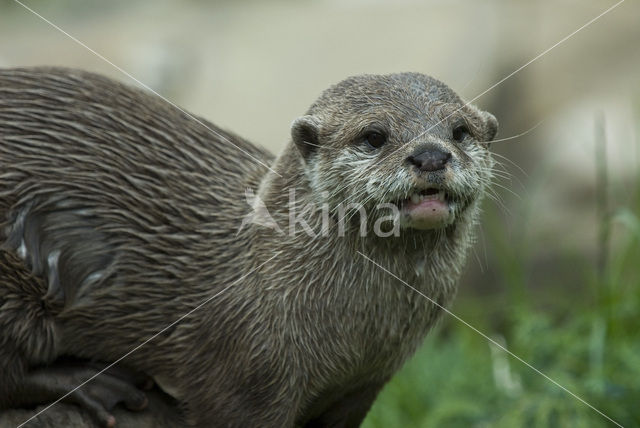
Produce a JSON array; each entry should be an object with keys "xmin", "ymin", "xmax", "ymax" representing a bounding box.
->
[{"xmin": 0, "ymin": 67, "xmax": 497, "ymax": 427}]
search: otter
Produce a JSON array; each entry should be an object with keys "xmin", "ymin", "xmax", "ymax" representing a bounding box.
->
[{"xmin": 0, "ymin": 67, "xmax": 497, "ymax": 427}]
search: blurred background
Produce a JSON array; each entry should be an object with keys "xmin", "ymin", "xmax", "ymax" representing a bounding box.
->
[{"xmin": 1, "ymin": 0, "xmax": 638, "ymax": 426}]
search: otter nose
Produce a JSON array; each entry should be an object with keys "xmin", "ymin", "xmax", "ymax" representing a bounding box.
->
[{"xmin": 407, "ymin": 147, "xmax": 452, "ymax": 172}]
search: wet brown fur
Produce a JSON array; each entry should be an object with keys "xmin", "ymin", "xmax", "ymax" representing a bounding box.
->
[{"xmin": 0, "ymin": 68, "xmax": 497, "ymax": 427}]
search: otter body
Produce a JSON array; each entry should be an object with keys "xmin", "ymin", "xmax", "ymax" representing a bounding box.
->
[{"xmin": 0, "ymin": 68, "xmax": 497, "ymax": 427}]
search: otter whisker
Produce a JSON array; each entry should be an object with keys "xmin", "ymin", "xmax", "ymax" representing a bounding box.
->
[
  {"xmin": 489, "ymin": 180, "xmax": 523, "ymax": 201},
  {"xmin": 0, "ymin": 68, "xmax": 508, "ymax": 427},
  {"xmin": 483, "ymin": 188, "xmax": 512, "ymax": 217},
  {"xmin": 479, "ymin": 119, "xmax": 544, "ymax": 145},
  {"xmin": 491, "ymin": 151, "xmax": 529, "ymax": 177}
]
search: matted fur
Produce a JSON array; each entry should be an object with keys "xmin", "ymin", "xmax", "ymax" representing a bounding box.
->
[{"xmin": 0, "ymin": 68, "xmax": 496, "ymax": 427}]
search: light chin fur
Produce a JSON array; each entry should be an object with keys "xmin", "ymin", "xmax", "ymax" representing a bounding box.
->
[{"xmin": 0, "ymin": 69, "xmax": 497, "ymax": 428}]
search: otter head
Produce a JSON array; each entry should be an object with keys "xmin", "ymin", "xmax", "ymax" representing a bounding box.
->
[{"xmin": 291, "ymin": 72, "xmax": 497, "ymax": 234}]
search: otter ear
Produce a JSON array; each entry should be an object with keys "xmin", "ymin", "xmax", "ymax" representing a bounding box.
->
[
  {"xmin": 482, "ymin": 111, "xmax": 498, "ymax": 143},
  {"xmin": 291, "ymin": 115, "xmax": 320, "ymax": 160},
  {"xmin": 467, "ymin": 104, "xmax": 498, "ymax": 145}
]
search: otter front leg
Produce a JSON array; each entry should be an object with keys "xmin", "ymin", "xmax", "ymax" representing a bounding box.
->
[
  {"xmin": 7, "ymin": 360, "xmax": 151, "ymax": 428},
  {"xmin": 304, "ymin": 382, "xmax": 386, "ymax": 428}
]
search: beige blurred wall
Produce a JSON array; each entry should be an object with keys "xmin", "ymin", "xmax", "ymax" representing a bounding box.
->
[
  {"xmin": 1, "ymin": 0, "xmax": 637, "ymax": 149},
  {"xmin": 1, "ymin": 0, "xmax": 639, "ymax": 287}
]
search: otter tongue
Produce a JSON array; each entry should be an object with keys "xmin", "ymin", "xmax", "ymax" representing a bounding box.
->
[{"xmin": 405, "ymin": 198, "xmax": 449, "ymax": 228}]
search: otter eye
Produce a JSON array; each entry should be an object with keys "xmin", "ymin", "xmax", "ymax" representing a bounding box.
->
[
  {"xmin": 364, "ymin": 131, "xmax": 387, "ymax": 149},
  {"xmin": 452, "ymin": 125, "xmax": 470, "ymax": 142}
]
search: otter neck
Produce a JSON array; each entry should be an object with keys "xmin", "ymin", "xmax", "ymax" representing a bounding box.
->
[{"xmin": 255, "ymin": 144, "xmax": 478, "ymax": 277}]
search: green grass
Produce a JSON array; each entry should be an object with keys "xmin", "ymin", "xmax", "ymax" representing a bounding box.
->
[
  {"xmin": 362, "ymin": 118, "xmax": 640, "ymax": 427},
  {"xmin": 363, "ymin": 208, "xmax": 640, "ymax": 427}
]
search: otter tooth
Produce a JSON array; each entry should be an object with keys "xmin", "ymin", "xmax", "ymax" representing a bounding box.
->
[
  {"xmin": 0, "ymin": 68, "xmax": 499, "ymax": 426},
  {"xmin": 437, "ymin": 189, "xmax": 445, "ymax": 201}
]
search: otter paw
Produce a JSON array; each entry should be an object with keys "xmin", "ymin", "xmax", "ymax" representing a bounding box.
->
[{"xmin": 21, "ymin": 360, "xmax": 150, "ymax": 427}]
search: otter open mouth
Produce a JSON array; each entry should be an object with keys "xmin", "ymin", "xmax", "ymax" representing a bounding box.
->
[
  {"xmin": 406, "ymin": 187, "xmax": 446, "ymax": 204},
  {"xmin": 399, "ymin": 187, "xmax": 452, "ymax": 230}
]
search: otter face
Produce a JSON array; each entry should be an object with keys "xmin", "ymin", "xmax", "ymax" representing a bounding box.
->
[{"xmin": 291, "ymin": 73, "xmax": 497, "ymax": 233}]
